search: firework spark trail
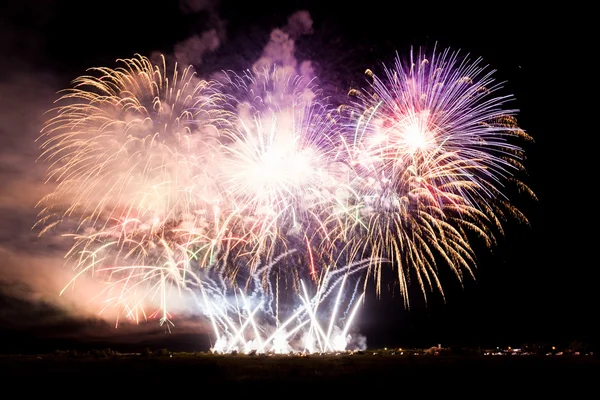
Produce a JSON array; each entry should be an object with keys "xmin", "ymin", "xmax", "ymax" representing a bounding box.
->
[
  {"xmin": 343, "ymin": 278, "xmax": 364, "ymax": 320},
  {"xmin": 35, "ymin": 43, "xmax": 534, "ymax": 351},
  {"xmin": 203, "ymin": 259, "xmax": 369, "ymax": 354},
  {"xmin": 251, "ymin": 249, "xmax": 298, "ymax": 317}
]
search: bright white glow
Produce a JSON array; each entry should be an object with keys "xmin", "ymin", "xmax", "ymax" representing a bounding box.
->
[{"xmin": 403, "ymin": 122, "xmax": 428, "ymax": 153}]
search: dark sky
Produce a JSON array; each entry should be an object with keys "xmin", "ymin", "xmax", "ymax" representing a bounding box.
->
[{"xmin": 0, "ymin": 0, "xmax": 588, "ymax": 354}]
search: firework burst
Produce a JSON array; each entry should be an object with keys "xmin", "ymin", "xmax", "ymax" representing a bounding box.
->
[
  {"xmin": 342, "ymin": 45, "xmax": 535, "ymax": 306},
  {"xmin": 214, "ymin": 66, "xmax": 356, "ymax": 281},
  {"xmin": 36, "ymin": 54, "xmax": 236, "ymax": 325}
]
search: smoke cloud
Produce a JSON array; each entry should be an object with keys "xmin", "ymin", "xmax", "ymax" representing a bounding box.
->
[
  {"xmin": 179, "ymin": 0, "xmax": 219, "ymax": 13},
  {"xmin": 169, "ymin": 0, "xmax": 227, "ymax": 66},
  {"xmin": 252, "ymin": 10, "xmax": 315, "ymax": 78}
]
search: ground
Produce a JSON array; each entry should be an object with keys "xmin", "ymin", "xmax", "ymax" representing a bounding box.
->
[{"xmin": 2, "ymin": 351, "xmax": 598, "ymax": 388}]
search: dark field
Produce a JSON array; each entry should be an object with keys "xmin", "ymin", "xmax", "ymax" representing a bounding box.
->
[{"xmin": 2, "ymin": 352, "xmax": 599, "ymax": 391}]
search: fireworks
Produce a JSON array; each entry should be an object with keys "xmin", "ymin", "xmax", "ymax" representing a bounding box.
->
[
  {"xmin": 215, "ymin": 66, "xmax": 353, "ymax": 277},
  {"xmin": 36, "ymin": 54, "xmax": 236, "ymax": 326},
  {"xmin": 199, "ymin": 256, "xmax": 373, "ymax": 354},
  {"xmin": 35, "ymin": 45, "xmax": 534, "ymax": 352},
  {"xmin": 341, "ymin": 45, "xmax": 535, "ymax": 306}
]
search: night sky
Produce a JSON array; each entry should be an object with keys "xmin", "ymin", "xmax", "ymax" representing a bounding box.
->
[{"xmin": 0, "ymin": 0, "xmax": 589, "ymax": 354}]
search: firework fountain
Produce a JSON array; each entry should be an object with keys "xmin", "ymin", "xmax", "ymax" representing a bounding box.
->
[{"xmin": 35, "ymin": 43, "xmax": 534, "ymax": 353}]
